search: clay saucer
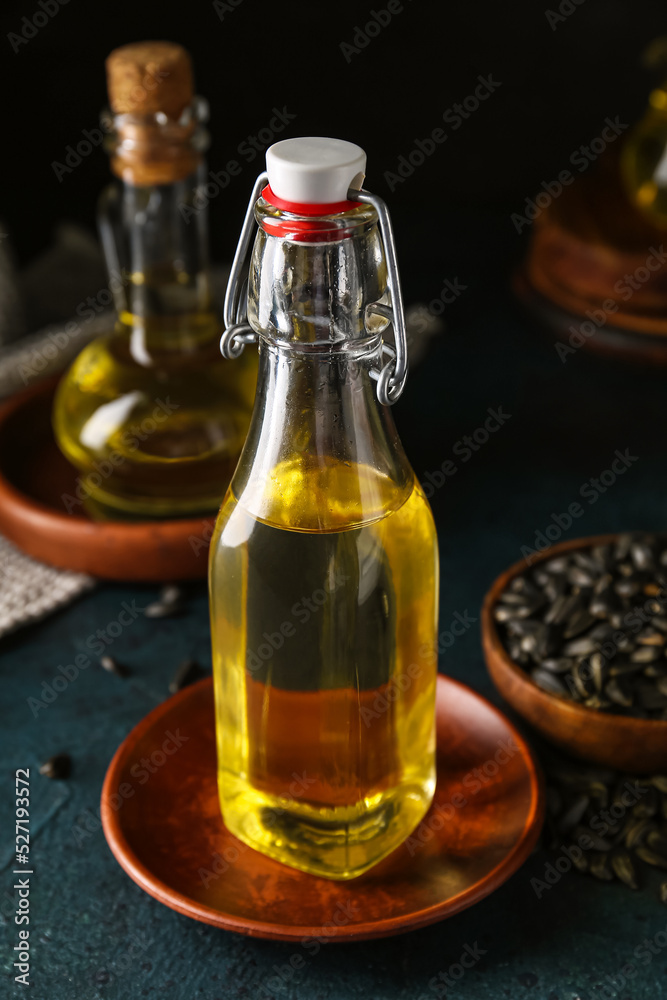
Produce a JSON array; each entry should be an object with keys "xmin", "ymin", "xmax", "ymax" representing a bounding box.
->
[
  {"xmin": 0, "ymin": 377, "xmax": 215, "ymax": 580},
  {"xmin": 101, "ymin": 675, "xmax": 544, "ymax": 942},
  {"xmin": 482, "ymin": 533, "xmax": 667, "ymax": 773}
]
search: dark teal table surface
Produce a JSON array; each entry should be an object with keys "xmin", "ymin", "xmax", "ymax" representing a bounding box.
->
[{"xmin": 2, "ymin": 211, "xmax": 667, "ymax": 999}]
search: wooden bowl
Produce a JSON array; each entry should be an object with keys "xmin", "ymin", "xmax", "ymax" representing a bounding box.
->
[
  {"xmin": 481, "ymin": 534, "xmax": 667, "ymax": 773},
  {"xmin": 0, "ymin": 377, "xmax": 215, "ymax": 580}
]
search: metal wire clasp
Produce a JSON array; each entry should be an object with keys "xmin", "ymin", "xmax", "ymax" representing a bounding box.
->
[
  {"xmin": 349, "ymin": 187, "xmax": 408, "ymax": 405},
  {"xmin": 219, "ymin": 171, "xmax": 267, "ymax": 361},
  {"xmin": 219, "ymin": 173, "xmax": 409, "ymax": 406}
]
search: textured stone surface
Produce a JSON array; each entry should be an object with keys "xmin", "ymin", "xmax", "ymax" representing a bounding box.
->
[{"xmin": 2, "ymin": 212, "xmax": 667, "ymax": 998}]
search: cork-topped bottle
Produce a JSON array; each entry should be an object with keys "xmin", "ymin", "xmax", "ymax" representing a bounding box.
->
[{"xmin": 53, "ymin": 41, "xmax": 257, "ymax": 518}]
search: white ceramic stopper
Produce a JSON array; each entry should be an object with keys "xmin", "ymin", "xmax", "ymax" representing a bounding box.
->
[{"xmin": 266, "ymin": 137, "xmax": 366, "ymax": 204}]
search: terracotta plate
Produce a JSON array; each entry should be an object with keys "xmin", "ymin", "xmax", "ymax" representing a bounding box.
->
[
  {"xmin": 0, "ymin": 378, "xmax": 215, "ymax": 580},
  {"xmin": 101, "ymin": 675, "xmax": 544, "ymax": 941}
]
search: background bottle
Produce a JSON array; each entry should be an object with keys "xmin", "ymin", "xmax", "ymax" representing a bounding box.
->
[
  {"xmin": 209, "ymin": 138, "xmax": 439, "ymax": 880},
  {"xmin": 53, "ymin": 41, "xmax": 257, "ymax": 518}
]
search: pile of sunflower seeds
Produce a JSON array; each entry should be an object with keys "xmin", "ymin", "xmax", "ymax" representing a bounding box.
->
[
  {"xmin": 495, "ymin": 533, "xmax": 667, "ymax": 717},
  {"xmin": 541, "ymin": 753, "xmax": 667, "ymax": 902}
]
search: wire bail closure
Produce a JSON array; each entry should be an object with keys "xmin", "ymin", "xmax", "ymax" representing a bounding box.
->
[{"xmin": 219, "ymin": 172, "xmax": 409, "ymax": 406}]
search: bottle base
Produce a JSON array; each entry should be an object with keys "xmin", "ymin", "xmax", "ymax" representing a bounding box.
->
[{"xmin": 218, "ymin": 774, "xmax": 436, "ymax": 880}]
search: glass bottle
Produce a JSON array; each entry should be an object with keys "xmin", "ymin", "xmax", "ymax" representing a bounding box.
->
[
  {"xmin": 53, "ymin": 42, "xmax": 257, "ymax": 518},
  {"xmin": 623, "ymin": 39, "xmax": 667, "ymax": 226},
  {"xmin": 209, "ymin": 138, "xmax": 439, "ymax": 880}
]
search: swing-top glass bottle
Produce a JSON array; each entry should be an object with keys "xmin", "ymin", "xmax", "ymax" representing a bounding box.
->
[{"xmin": 208, "ymin": 138, "xmax": 439, "ymax": 880}]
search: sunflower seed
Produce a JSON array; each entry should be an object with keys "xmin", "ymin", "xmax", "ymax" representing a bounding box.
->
[
  {"xmin": 624, "ymin": 816, "xmax": 654, "ymax": 849},
  {"xmin": 531, "ymin": 668, "xmax": 567, "ymax": 696},
  {"xmin": 638, "ymin": 629, "xmax": 665, "ymax": 646},
  {"xmin": 168, "ymin": 658, "xmax": 202, "ymax": 694},
  {"xmin": 635, "ymin": 847, "xmax": 667, "ymax": 871},
  {"xmin": 39, "ymin": 753, "xmax": 71, "ymax": 780},
  {"xmin": 611, "ymin": 850, "xmax": 639, "ymax": 889},
  {"xmin": 631, "ymin": 541, "xmax": 656, "ymax": 571},
  {"xmin": 590, "ymin": 853, "xmax": 614, "ymax": 880},
  {"xmin": 100, "ymin": 655, "xmax": 130, "ymax": 678},
  {"xmin": 631, "ymin": 646, "xmax": 661, "ymax": 663},
  {"xmin": 541, "ymin": 657, "xmax": 574, "ymax": 674},
  {"xmin": 605, "ymin": 677, "xmax": 634, "ymax": 708},
  {"xmin": 646, "ymin": 830, "xmax": 667, "ymax": 855},
  {"xmin": 557, "ymin": 794, "xmax": 590, "ymax": 834},
  {"xmin": 563, "ymin": 636, "xmax": 598, "ymax": 657},
  {"xmin": 563, "ymin": 609, "xmax": 597, "ymax": 639},
  {"xmin": 145, "ymin": 584, "xmax": 186, "ymax": 619}
]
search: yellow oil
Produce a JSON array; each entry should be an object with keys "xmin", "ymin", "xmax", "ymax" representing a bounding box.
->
[
  {"xmin": 209, "ymin": 458, "xmax": 438, "ymax": 879},
  {"xmin": 623, "ymin": 86, "xmax": 667, "ymax": 226},
  {"xmin": 53, "ymin": 306, "xmax": 257, "ymax": 518}
]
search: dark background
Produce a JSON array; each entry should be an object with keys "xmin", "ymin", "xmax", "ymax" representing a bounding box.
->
[
  {"xmin": 1, "ymin": 0, "xmax": 665, "ymax": 266},
  {"xmin": 3, "ymin": 4, "xmax": 667, "ymax": 999}
]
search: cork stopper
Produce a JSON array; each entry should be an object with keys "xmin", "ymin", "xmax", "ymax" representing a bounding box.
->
[
  {"xmin": 104, "ymin": 41, "xmax": 202, "ymax": 186},
  {"xmin": 106, "ymin": 41, "xmax": 194, "ymax": 119}
]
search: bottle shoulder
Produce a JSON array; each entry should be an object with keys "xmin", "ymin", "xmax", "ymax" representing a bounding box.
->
[{"xmin": 216, "ymin": 457, "xmax": 430, "ymax": 535}]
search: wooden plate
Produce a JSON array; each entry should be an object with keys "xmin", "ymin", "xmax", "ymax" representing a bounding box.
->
[
  {"xmin": 100, "ymin": 675, "xmax": 544, "ymax": 941},
  {"xmin": 0, "ymin": 377, "xmax": 215, "ymax": 580},
  {"xmin": 517, "ymin": 148, "xmax": 667, "ymax": 364},
  {"xmin": 482, "ymin": 533, "xmax": 667, "ymax": 773}
]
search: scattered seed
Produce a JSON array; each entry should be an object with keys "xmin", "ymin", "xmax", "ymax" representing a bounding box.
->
[
  {"xmin": 590, "ymin": 853, "xmax": 614, "ymax": 880},
  {"xmin": 635, "ymin": 847, "xmax": 667, "ymax": 871},
  {"xmin": 557, "ymin": 794, "xmax": 590, "ymax": 834},
  {"xmin": 168, "ymin": 658, "xmax": 201, "ymax": 694},
  {"xmin": 611, "ymin": 850, "xmax": 639, "ymax": 889},
  {"xmin": 100, "ymin": 655, "xmax": 130, "ymax": 678},
  {"xmin": 39, "ymin": 753, "xmax": 71, "ymax": 780},
  {"xmin": 145, "ymin": 584, "xmax": 186, "ymax": 619}
]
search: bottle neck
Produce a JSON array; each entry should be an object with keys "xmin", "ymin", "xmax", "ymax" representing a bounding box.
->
[
  {"xmin": 98, "ymin": 167, "xmax": 215, "ymax": 354},
  {"xmin": 98, "ymin": 104, "xmax": 214, "ymax": 356},
  {"xmin": 231, "ymin": 339, "xmax": 412, "ymax": 532}
]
